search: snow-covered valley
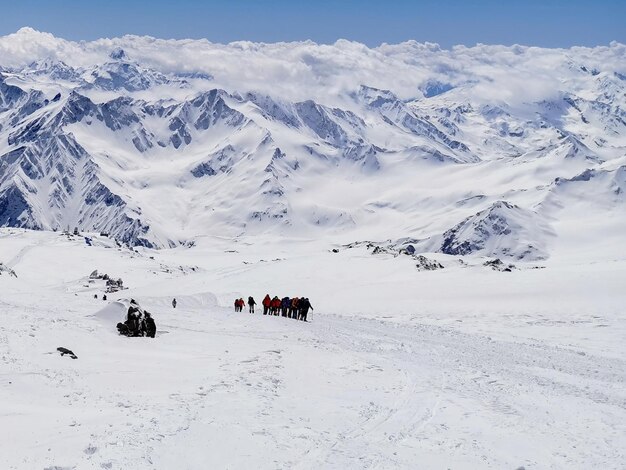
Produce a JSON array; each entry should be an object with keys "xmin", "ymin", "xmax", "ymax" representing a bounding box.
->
[{"xmin": 1, "ymin": 229, "xmax": 625, "ymax": 469}]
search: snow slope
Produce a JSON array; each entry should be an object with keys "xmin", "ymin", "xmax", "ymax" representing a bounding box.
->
[{"xmin": 0, "ymin": 228, "xmax": 624, "ymax": 469}]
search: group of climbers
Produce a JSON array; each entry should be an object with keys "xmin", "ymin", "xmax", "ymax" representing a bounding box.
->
[
  {"xmin": 233, "ymin": 295, "xmax": 313, "ymax": 320},
  {"xmin": 234, "ymin": 298, "xmax": 246, "ymax": 312},
  {"xmin": 114, "ymin": 291, "xmax": 312, "ymax": 340}
]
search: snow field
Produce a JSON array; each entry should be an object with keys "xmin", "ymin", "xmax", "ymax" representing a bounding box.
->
[{"xmin": 1, "ymin": 229, "xmax": 625, "ymax": 469}]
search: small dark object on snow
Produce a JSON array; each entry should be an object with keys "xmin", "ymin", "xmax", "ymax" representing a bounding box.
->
[
  {"xmin": 415, "ymin": 255, "xmax": 444, "ymax": 271},
  {"xmin": 484, "ymin": 258, "xmax": 516, "ymax": 272},
  {"xmin": 103, "ymin": 294, "xmax": 107, "ymax": 301},
  {"xmin": 116, "ymin": 322, "xmax": 130, "ymax": 336},
  {"xmin": 57, "ymin": 347, "xmax": 78, "ymax": 359},
  {"xmin": 117, "ymin": 299, "xmax": 157, "ymax": 338},
  {"xmin": 105, "ymin": 277, "xmax": 124, "ymax": 293},
  {"xmin": 144, "ymin": 312, "xmax": 156, "ymax": 338},
  {"xmin": 0, "ymin": 262, "xmax": 18, "ymax": 278},
  {"xmin": 332, "ymin": 248, "xmax": 339, "ymax": 253}
]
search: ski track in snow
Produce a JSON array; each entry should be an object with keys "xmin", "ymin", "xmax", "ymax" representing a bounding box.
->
[
  {"xmin": 5, "ymin": 239, "xmax": 42, "ymax": 269},
  {"xmin": 294, "ymin": 316, "xmax": 626, "ymax": 469}
]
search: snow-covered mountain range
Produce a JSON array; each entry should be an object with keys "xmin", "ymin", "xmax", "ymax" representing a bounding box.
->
[{"xmin": 0, "ymin": 28, "xmax": 625, "ymax": 259}]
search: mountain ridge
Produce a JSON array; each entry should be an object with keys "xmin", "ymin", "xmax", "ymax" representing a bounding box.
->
[{"xmin": 0, "ymin": 31, "xmax": 624, "ymax": 258}]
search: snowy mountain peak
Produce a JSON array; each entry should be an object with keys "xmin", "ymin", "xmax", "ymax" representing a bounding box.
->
[
  {"xmin": 353, "ymin": 85, "xmax": 400, "ymax": 108},
  {"xmin": 109, "ymin": 47, "xmax": 129, "ymax": 61},
  {"xmin": 421, "ymin": 80, "xmax": 454, "ymax": 98},
  {"xmin": 438, "ymin": 201, "xmax": 553, "ymax": 261}
]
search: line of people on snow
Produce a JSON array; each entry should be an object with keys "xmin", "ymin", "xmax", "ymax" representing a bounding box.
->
[{"xmin": 234, "ymin": 295, "xmax": 313, "ymax": 321}]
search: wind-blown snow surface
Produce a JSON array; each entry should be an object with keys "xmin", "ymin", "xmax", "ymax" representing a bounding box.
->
[
  {"xmin": 0, "ymin": 28, "xmax": 625, "ymax": 258},
  {"xmin": 1, "ymin": 228, "xmax": 625, "ymax": 469}
]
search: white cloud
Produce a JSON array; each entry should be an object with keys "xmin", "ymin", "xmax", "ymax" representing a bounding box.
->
[{"xmin": 0, "ymin": 28, "xmax": 624, "ymax": 107}]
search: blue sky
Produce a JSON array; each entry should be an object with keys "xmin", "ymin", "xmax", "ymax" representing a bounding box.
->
[{"xmin": 0, "ymin": 0, "xmax": 623, "ymax": 47}]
